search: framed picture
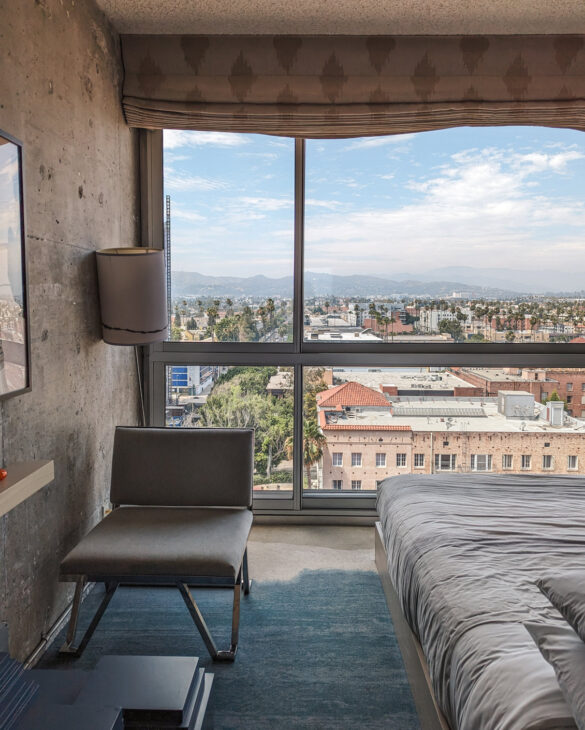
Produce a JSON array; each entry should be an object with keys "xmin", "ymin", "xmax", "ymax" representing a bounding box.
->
[{"xmin": 0, "ymin": 129, "xmax": 30, "ymax": 399}]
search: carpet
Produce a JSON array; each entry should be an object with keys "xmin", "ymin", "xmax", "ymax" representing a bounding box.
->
[{"xmin": 39, "ymin": 569, "xmax": 420, "ymax": 729}]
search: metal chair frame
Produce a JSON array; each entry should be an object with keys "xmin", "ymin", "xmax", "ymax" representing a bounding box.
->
[{"xmin": 59, "ymin": 548, "xmax": 251, "ymax": 662}]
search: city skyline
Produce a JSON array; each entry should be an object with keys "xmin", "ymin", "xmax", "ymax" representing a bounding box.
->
[{"xmin": 164, "ymin": 126, "xmax": 585, "ymax": 290}]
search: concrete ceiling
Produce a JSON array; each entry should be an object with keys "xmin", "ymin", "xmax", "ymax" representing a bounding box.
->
[{"xmin": 96, "ymin": 0, "xmax": 585, "ymax": 36}]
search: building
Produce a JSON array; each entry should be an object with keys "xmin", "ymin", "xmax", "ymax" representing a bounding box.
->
[
  {"xmin": 453, "ymin": 368, "xmax": 585, "ymax": 417},
  {"xmin": 316, "ymin": 381, "xmax": 585, "ymax": 491}
]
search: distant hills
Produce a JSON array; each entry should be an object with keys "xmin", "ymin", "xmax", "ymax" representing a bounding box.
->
[
  {"xmin": 171, "ymin": 270, "xmax": 525, "ymax": 299},
  {"xmin": 396, "ymin": 266, "xmax": 585, "ymax": 296}
]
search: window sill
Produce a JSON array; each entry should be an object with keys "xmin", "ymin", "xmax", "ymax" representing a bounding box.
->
[{"xmin": 0, "ymin": 461, "xmax": 55, "ymax": 518}]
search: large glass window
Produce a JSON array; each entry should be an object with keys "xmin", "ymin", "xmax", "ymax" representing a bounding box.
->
[
  {"xmin": 151, "ymin": 127, "xmax": 585, "ymax": 514},
  {"xmin": 304, "ymin": 129, "xmax": 585, "ymax": 345},
  {"xmin": 163, "ymin": 131, "xmax": 294, "ymax": 343}
]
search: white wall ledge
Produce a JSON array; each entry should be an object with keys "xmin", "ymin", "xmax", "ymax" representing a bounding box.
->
[{"xmin": 0, "ymin": 461, "xmax": 55, "ymax": 518}]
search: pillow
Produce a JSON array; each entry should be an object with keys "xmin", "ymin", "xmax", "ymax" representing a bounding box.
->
[
  {"xmin": 525, "ymin": 622, "xmax": 585, "ymax": 730},
  {"xmin": 537, "ymin": 572, "xmax": 585, "ymax": 644}
]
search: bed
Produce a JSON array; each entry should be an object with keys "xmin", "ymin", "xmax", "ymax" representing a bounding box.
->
[{"xmin": 376, "ymin": 473, "xmax": 585, "ymax": 730}]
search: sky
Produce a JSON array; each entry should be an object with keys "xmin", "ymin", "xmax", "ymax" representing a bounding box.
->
[
  {"xmin": 163, "ymin": 127, "xmax": 585, "ymax": 287},
  {"xmin": 0, "ymin": 140, "xmax": 24, "ymax": 301}
]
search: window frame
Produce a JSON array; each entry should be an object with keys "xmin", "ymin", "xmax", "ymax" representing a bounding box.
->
[
  {"xmin": 471, "ymin": 454, "xmax": 492, "ymax": 472},
  {"xmin": 142, "ymin": 131, "xmax": 585, "ymax": 518}
]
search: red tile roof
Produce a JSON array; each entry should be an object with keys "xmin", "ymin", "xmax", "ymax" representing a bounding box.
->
[
  {"xmin": 316, "ymin": 381, "xmax": 390, "ymax": 409},
  {"xmin": 570, "ymin": 337, "xmax": 585, "ymax": 343}
]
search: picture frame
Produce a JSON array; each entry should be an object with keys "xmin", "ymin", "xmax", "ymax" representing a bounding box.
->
[{"xmin": 0, "ymin": 129, "xmax": 30, "ymax": 399}]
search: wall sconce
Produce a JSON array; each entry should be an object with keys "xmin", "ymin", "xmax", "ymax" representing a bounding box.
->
[{"xmin": 96, "ymin": 247, "xmax": 168, "ymax": 424}]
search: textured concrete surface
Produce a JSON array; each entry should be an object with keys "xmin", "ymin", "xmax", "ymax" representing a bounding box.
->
[
  {"xmin": 248, "ymin": 526, "xmax": 375, "ymax": 582},
  {"xmin": 0, "ymin": 0, "xmax": 140, "ymax": 660},
  {"xmin": 96, "ymin": 0, "xmax": 585, "ymax": 35}
]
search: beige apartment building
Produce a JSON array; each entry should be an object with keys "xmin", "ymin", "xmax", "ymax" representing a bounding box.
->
[{"xmin": 316, "ymin": 382, "xmax": 585, "ymax": 491}]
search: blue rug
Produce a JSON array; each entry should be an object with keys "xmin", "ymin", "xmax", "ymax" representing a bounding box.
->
[{"xmin": 40, "ymin": 570, "xmax": 420, "ymax": 729}]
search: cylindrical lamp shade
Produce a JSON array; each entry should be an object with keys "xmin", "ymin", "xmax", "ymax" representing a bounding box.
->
[{"xmin": 96, "ymin": 248, "xmax": 168, "ymax": 345}]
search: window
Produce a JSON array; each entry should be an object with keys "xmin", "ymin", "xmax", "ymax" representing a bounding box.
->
[
  {"xmin": 303, "ymin": 129, "xmax": 585, "ymax": 347},
  {"xmin": 471, "ymin": 454, "xmax": 492, "ymax": 472},
  {"xmin": 568, "ymin": 455, "xmax": 578, "ymax": 470},
  {"xmin": 332, "ymin": 452, "xmax": 343, "ymax": 467},
  {"xmin": 522, "ymin": 455, "xmax": 532, "ymax": 470},
  {"xmin": 542, "ymin": 392, "xmax": 548, "ymax": 400},
  {"xmin": 164, "ymin": 132, "xmax": 294, "ymax": 343},
  {"xmin": 567, "ymin": 395, "xmax": 573, "ymax": 404},
  {"xmin": 152, "ymin": 128, "xmax": 585, "ymax": 515},
  {"xmin": 165, "ymin": 365, "xmax": 294, "ymax": 494},
  {"xmin": 396, "ymin": 453, "xmax": 407, "ymax": 468},
  {"xmin": 414, "ymin": 453, "xmax": 425, "ymax": 468},
  {"xmin": 567, "ymin": 383, "xmax": 574, "ymax": 391},
  {"xmin": 351, "ymin": 480, "xmax": 362, "ymax": 490},
  {"xmin": 582, "ymin": 383, "xmax": 585, "ymax": 391},
  {"xmin": 351, "ymin": 453, "xmax": 362, "ymax": 467},
  {"xmin": 435, "ymin": 454, "xmax": 456, "ymax": 471},
  {"xmin": 502, "ymin": 454, "xmax": 513, "ymax": 470},
  {"xmin": 542, "ymin": 454, "xmax": 554, "ymax": 470},
  {"xmin": 375, "ymin": 453, "xmax": 386, "ymax": 467}
]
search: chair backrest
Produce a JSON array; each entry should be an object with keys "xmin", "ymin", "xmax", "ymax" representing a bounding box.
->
[{"xmin": 110, "ymin": 427, "xmax": 254, "ymax": 507}]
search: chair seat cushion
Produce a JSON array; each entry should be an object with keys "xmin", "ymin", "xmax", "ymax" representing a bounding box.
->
[{"xmin": 60, "ymin": 506, "xmax": 253, "ymax": 581}]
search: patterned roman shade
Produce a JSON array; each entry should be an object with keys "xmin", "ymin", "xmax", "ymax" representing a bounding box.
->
[{"xmin": 121, "ymin": 34, "xmax": 585, "ymax": 137}]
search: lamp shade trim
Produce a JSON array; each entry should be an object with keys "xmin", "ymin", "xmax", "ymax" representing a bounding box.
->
[{"xmin": 101, "ymin": 323, "xmax": 168, "ymax": 335}]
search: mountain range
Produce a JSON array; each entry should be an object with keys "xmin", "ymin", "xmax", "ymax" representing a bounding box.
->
[{"xmin": 171, "ymin": 268, "xmax": 585, "ymax": 299}]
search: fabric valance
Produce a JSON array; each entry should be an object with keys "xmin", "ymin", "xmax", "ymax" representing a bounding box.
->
[{"xmin": 121, "ymin": 34, "xmax": 585, "ymax": 137}]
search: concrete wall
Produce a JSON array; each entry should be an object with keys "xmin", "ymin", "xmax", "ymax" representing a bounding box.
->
[{"xmin": 0, "ymin": 0, "xmax": 140, "ymax": 660}]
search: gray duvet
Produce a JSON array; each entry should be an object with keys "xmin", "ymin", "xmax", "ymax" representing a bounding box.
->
[{"xmin": 377, "ymin": 474, "xmax": 585, "ymax": 730}]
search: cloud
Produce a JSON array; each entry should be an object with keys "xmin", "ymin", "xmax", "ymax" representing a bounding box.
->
[
  {"xmin": 164, "ymin": 169, "xmax": 227, "ymax": 192},
  {"xmin": 304, "ymin": 143, "xmax": 585, "ymax": 275},
  {"xmin": 343, "ymin": 134, "xmax": 415, "ymax": 151},
  {"xmin": 236, "ymin": 152, "xmax": 279, "ymax": 160},
  {"xmin": 163, "ymin": 130, "xmax": 250, "ymax": 150},
  {"xmin": 235, "ymin": 196, "xmax": 293, "ymax": 211},
  {"xmin": 306, "ymin": 199, "xmax": 343, "ymax": 210},
  {"xmin": 172, "ymin": 209, "xmax": 206, "ymax": 223}
]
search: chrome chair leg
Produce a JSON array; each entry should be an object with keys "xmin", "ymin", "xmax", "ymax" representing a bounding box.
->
[
  {"xmin": 178, "ymin": 571, "xmax": 243, "ymax": 663},
  {"xmin": 60, "ymin": 580, "xmax": 118, "ymax": 656}
]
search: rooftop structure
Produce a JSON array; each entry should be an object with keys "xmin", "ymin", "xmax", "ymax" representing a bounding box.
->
[
  {"xmin": 334, "ymin": 368, "xmax": 472, "ymax": 392},
  {"xmin": 317, "ymin": 385, "xmax": 584, "ymax": 434}
]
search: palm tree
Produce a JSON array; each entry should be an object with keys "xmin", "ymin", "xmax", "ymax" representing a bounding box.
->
[{"xmin": 285, "ymin": 419, "xmax": 326, "ymax": 489}]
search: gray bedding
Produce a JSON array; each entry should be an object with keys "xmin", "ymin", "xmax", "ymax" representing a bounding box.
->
[{"xmin": 377, "ymin": 474, "xmax": 585, "ymax": 730}]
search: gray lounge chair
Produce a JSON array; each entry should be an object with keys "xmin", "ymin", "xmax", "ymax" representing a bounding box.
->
[{"xmin": 59, "ymin": 426, "xmax": 253, "ymax": 662}]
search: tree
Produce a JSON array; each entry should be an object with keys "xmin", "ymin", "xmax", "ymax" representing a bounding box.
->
[
  {"xmin": 214, "ymin": 316, "xmax": 239, "ymax": 341},
  {"xmin": 205, "ymin": 305, "xmax": 218, "ymax": 340},
  {"xmin": 265, "ymin": 298, "xmax": 275, "ymax": 327},
  {"xmin": 505, "ymin": 330, "xmax": 516, "ymax": 342},
  {"xmin": 239, "ymin": 306, "xmax": 259, "ymax": 341},
  {"xmin": 438, "ymin": 318, "xmax": 463, "ymax": 342},
  {"xmin": 285, "ymin": 419, "xmax": 326, "ymax": 489}
]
